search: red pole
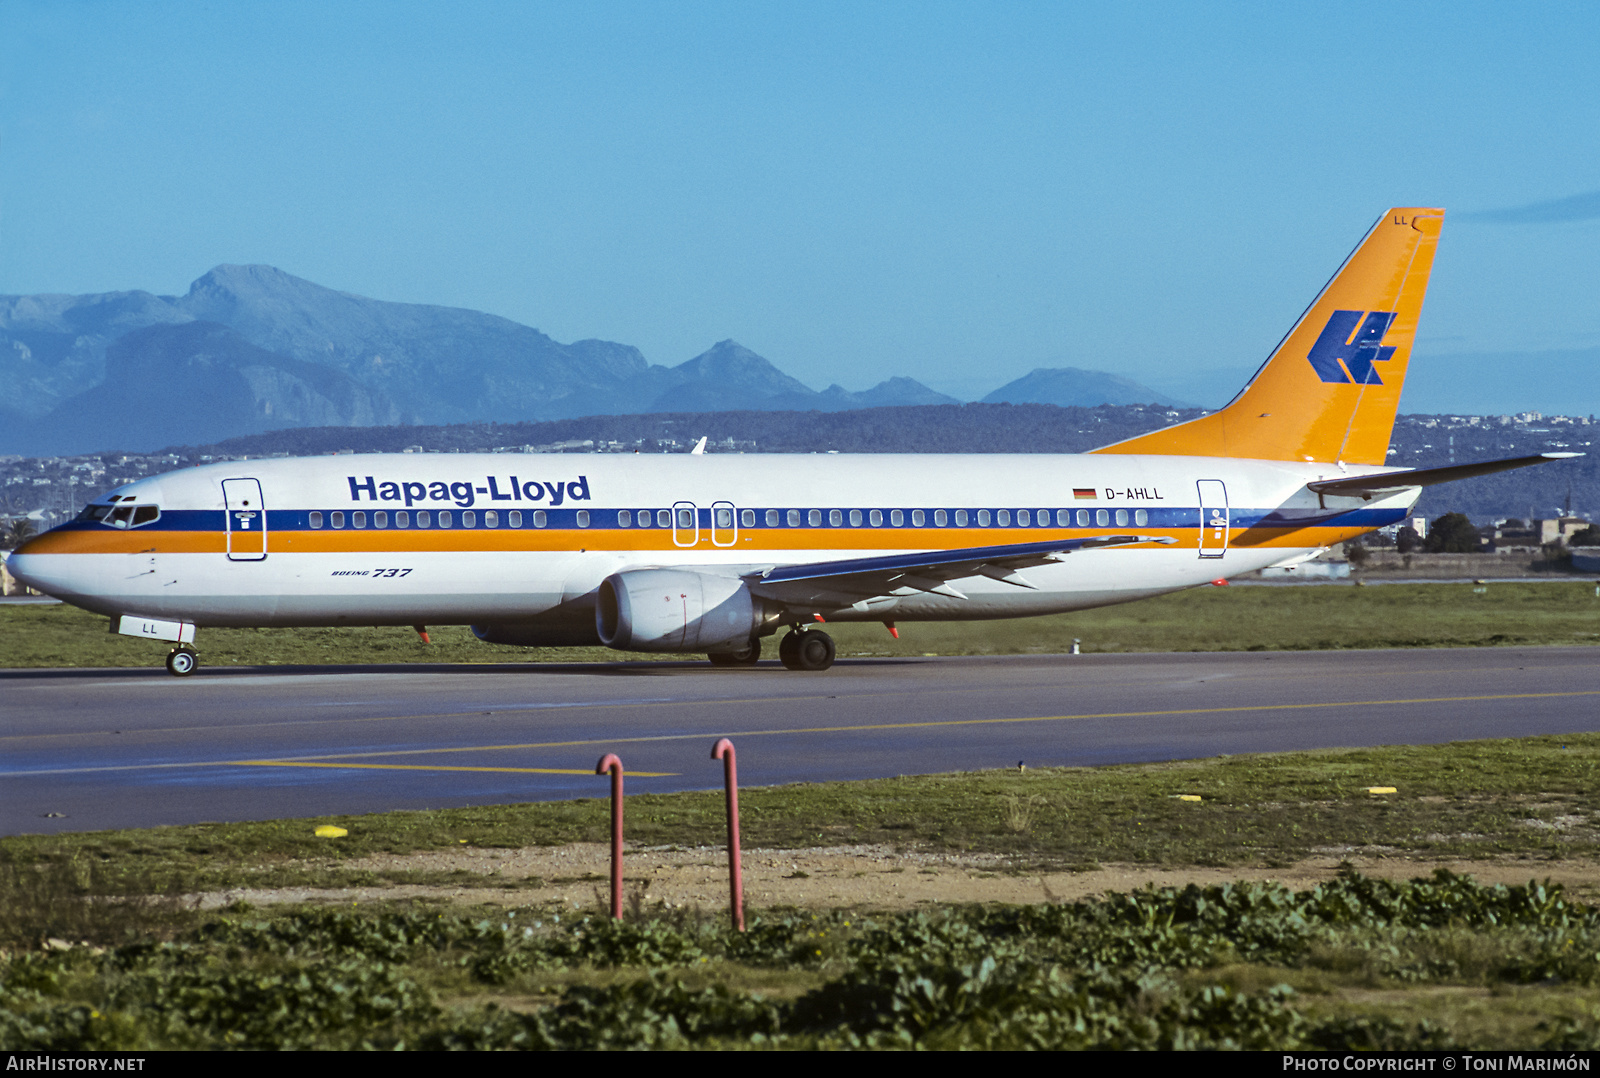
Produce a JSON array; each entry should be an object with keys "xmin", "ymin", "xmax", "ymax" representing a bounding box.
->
[
  {"xmin": 595, "ymin": 753, "xmax": 623, "ymax": 920},
  {"xmin": 711, "ymin": 738, "xmax": 744, "ymax": 931}
]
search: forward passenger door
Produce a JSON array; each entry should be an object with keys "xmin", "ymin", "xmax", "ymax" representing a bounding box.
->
[{"xmin": 222, "ymin": 478, "xmax": 267, "ymax": 561}]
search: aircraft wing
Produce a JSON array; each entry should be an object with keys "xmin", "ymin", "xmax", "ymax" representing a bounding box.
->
[
  {"xmin": 744, "ymin": 534, "xmax": 1179, "ymax": 608},
  {"xmin": 1305, "ymin": 452, "xmax": 1582, "ymax": 500}
]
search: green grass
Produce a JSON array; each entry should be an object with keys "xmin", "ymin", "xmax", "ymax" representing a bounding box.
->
[
  {"xmin": 823, "ymin": 580, "xmax": 1600, "ymax": 657},
  {"xmin": 6, "ymin": 581, "xmax": 1600, "ymax": 668},
  {"xmin": 5, "ymin": 733, "xmax": 1598, "ymax": 897},
  {"xmin": 9, "ymin": 873, "xmax": 1600, "ymax": 1049}
]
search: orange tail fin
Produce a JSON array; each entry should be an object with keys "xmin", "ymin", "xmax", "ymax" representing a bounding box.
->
[{"xmin": 1093, "ymin": 208, "xmax": 1443, "ymax": 465}]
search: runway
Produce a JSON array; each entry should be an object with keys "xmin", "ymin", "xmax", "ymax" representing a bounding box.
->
[{"xmin": 5, "ymin": 646, "xmax": 1600, "ymax": 836}]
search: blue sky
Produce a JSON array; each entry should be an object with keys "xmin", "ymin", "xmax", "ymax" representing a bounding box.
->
[{"xmin": 4, "ymin": 2, "xmax": 1599, "ymax": 413}]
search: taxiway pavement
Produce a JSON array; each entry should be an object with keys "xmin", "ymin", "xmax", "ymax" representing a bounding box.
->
[{"xmin": 5, "ymin": 647, "xmax": 1599, "ymax": 835}]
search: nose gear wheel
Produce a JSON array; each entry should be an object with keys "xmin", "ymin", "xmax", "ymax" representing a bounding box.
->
[{"xmin": 165, "ymin": 647, "xmax": 198, "ymax": 677}]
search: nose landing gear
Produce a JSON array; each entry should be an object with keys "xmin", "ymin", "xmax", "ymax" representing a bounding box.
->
[
  {"xmin": 165, "ymin": 646, "xmax": 198, "ymax": 677},
  {"xmin": 779, "ymin": 628, "xmax": 835, "ymax": 671}
]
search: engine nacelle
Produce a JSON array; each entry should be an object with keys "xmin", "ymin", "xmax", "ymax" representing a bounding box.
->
[{"xmin": 596, "ymin": 569, "xmax": 759, "ymax": 653}]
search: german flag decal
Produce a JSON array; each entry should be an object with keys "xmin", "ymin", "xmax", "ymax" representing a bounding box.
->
[{"xmin": 1073, "ymin": 488, "xmax": 1097, "ymax": 500}]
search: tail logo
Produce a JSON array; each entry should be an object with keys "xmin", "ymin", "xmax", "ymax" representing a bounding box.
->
[{"xmin": 1306, "ymin": 309, "xmax": 1398, "ymax": 384}]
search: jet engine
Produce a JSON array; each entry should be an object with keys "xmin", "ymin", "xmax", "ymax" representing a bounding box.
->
[{"xmin": 596, "ymin": 569, "xmax": 761, "ymax": 653}]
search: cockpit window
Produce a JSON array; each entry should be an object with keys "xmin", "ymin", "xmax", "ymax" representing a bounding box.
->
[{"xmin": 80, "ymin": 502, "xmax": 160, "ymax": 528}]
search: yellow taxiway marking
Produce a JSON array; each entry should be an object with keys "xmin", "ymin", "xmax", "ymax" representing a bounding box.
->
[
  {"xmin": 230, "ymin": 760, "xmax": 676, "ymax": 777},
  {"xmin": 6, "ymin": 688, "xmax": 1598, "ymax": 779},
  {"xmin": 2, "ymin": 658, "xmax": 1583, "ymax": 745},
  {"xmin": 258, "ymin": 688, "xmax": 1600, "ymax": 763}
]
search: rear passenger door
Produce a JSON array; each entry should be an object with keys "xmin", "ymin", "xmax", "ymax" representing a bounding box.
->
[{"xmin": 1196, "ymin": 480, "xmax": 1228, "ymax": 559}]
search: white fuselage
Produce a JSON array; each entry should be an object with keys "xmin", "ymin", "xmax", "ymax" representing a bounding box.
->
[{"xmin": 8, "ymin": 452, "xmax": 1413, "ymax": 643}]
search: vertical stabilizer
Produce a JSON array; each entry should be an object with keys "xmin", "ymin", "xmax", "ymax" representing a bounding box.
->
[{"xmin": 1092, "ymin": 208, "xmax": 1443, "ymax": 464}]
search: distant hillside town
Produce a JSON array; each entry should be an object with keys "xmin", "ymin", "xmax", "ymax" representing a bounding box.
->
[{"xmin": 1, "ymin": 404, "xmax": 1592, "ymax": 537}]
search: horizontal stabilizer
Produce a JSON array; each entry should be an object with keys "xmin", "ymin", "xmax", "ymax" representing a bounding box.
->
[{"xmin": 1305, "ymin": 452, "xmax": 1582, "ymax": 500}]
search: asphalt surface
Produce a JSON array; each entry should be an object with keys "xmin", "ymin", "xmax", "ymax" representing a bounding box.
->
[{"xmin": 5, "ymin": 646, "xmax": 1600, "ymax": 836}]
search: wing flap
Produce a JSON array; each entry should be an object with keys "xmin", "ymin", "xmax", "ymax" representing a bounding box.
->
[{"xmin": 747, "ymin": 534, "xmax": 1178, "ymax": 607}]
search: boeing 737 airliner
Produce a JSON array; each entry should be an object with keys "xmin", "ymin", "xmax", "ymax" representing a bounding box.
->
[{"xmin": 6, "ymin": 208, "xmax": 1578, "ymax": 675}]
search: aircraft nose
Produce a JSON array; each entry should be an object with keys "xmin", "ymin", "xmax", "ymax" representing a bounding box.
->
[{"xmin": 5, "ymin": 534, "xmax": 50, "ymax": 590}]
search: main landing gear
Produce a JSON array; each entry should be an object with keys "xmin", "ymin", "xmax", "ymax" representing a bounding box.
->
[
  {"xmin": 779, "ymin": 628, "xmax": 835, "ymax": 672},
  {"xmin": 165, "ymin": 646, "xmax": 198, "ymax": 677},
  {"xmin": 705, "ymin": 629, "xmax": 835, "ymax": 672}
]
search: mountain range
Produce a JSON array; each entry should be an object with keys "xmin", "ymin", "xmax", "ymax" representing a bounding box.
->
[
  {"xmin": 0, "ymin": 266, "xmax": 1181, "ymax": 455},
  {"xmin": 981, "ymin": 367, "xmax": 1187, "ymax": 408}
]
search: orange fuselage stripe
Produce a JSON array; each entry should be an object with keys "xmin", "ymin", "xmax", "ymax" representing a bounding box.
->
[{"xmin": 24, "ymin": 524, "xmax": 1369, "ymax": 556}]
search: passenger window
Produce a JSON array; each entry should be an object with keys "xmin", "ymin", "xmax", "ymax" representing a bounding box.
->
[
  {"xmin": 849, "ymin": 509, "xmax": 862, "ymax": 526},
  {"xmin": 509, "ymin": 510, "xmax": 522, "ymax": 527},
  {"xmin": 309, "ymin": 511, "xmax": 323, "ymax": 529},
  {"xmin": 331, "ymin": 511, "xmax": 345, "ymax": 529},
  {"xmin": 576, "ymin": 510, "xmax": 590, "ymax": 527},
  {"xmin": 741, "ymin": 509, "xmax": 755, "ymax": 527},
  {"xmin": 677, "ymin": 507, "xmax": 693, "ymax": 528},
  {"xmin": 717, "ymin": 507, "xmax": 734, "ymax": 527},
  {"xmin": 828, "ymin": 509, "xmax": 842, "ymax": 526},
  {"xmin": 1096, "ymin": 509, "xmax": 1108, "ymax": 526},
  {"xmin": 533, "ymin": 510, "xmax": 547, "ymax": 528},
  {"xmin": 374, "ymin": 511, "xmax": 388, "ymax": 528},
  {"xmin": 788, "ymin": 509, "xmax": 801, "ymax": 527},
  {"xmin": 396, "ymin": 511, "xmax": 409, "ymax": 528},
  {"xmin": 352, "ymin": 511, "xmax": 367, "ymax": 529},
  {"xmin": 1057, "ymin": 509, "xmax": 1070, "ymax": 526},
  {"xmin": 934, "ymin": 509, "xmax": 947, "ymax": 526},
  {"xmin": 439, "ymin": 511, "xmax": 453, "ymax": 528},
  {"xmin": 416, "ymin": 510, "xmax": 430, "ymax": 528},
  {"xmin": 997, "ymin": 509, "xmax": 1011, "ymax": 526},
  {"xmin": 766, "ymin": 509, "xmax": 779, "ymax": 527},
  {"xmin": 462, "ymin": 510, "xmax": 476, "ymax": 528},
  {"xmin": 1115, "ymin": 509, "xmax": 1128, "ymax": 526},
  {"xmin": 1017, "ymin": 509, "xmax": 1030, "ymax": 526},
  {"xmin": 1135, "ymin": 509, "xmax": 1148, "ymax": 526},
  {"xmin": 657, "ymin": 509, "xmax": 670, "ymax": 527},
  {"xmin": 484, "ymin": 510, "xmax": 498, "ymax": 527},
  {"xmin": 1037, "ymin": 509, "xmax": 1049, "ymax": 526},
  {"xmin": 635, "ymin": 510, "xmax": 650, "ymax": 528},
  {"xmin": 1077, "ymin": 509, "xmax": 1089, "ymax": 527},
  {"xmin": 955, "ymin": 509, "xmax": 969, "ymax": 526},
  {"xmin": 869, "ymin": 509, "xmax": 883, "ymax": 526},
  {"xmin": 619, "ymin": 510, "xmax": 632, "ymax": 527},
  {"xmin": 978, "ymin": 509, "xmax": 991, "ymax": 526},
  {"xmin": 909, "ymin": 509, "xmax": 923, "ymax": 526},
  {"xmin": 807, "ymin": 509, "xmax": 821, "ymax": 526},
  {"xmin": 890, "ymin": 509, "xmax": 904, "ymax": 526}
]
